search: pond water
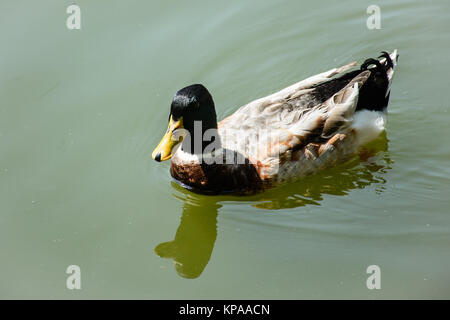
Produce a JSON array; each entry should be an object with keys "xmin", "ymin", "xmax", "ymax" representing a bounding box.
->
[{"xmin": 1, "ymin": 0, "xmax": 450, "ymax": 298}]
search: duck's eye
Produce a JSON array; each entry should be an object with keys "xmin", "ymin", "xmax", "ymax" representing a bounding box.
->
[{"xmin": 171, "ymin": 111, "xmax": 183, "ymax": 121}]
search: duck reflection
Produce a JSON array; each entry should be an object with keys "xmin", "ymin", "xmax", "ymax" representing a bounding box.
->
[
  {"xmin": 155, "ymin": 194, "xmax": 220, "ymax": 279},
  {"xmin": 156, "ymin": 134, "xmax": 392, "ymax": 278}
]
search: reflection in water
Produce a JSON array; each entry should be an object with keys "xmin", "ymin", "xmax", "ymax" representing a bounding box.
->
[
  {"xmin": 156, "ymin": 134, "xmax": 392, "ymax": 278},
  {"xmin": 155, "ymin": 195, "xmax": 220, "ymax": 279}
]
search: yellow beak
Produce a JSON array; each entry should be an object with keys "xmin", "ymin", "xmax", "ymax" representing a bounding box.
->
[{"xmin": 152, "ymin": 116, "xmax": 184, "ymax": 162}]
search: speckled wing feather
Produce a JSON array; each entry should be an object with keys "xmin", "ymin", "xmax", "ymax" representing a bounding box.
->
[{"xmin": 321, "ymin": 70, "xmax": 371, "ymax": 138}]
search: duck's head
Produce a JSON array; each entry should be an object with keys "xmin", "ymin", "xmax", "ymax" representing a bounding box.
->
[{"xmin": 152, "ymin": 84, "xmax": 218, "ymax": 162}]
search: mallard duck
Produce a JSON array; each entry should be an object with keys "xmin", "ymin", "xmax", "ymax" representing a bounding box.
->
[{"xmin": 152, "ymin": 50, "xmax": 398, "ymax": 194}]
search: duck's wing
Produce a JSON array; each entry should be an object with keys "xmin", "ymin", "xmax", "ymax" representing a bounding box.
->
[
  {"xmin": 219, "ymin": 60, "xmax": 358, "ymax": 131},
  {"xmin": 265, "ymin": 71, "xmax": 371, "ymax": 159},
  {"xmin": 218, "ymin": 61, "xmax": 364, "ymax": 158}
]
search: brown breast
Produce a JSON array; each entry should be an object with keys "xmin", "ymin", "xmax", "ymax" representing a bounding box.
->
[{"xmin": 170, "ymin": 153, "xmax": 267, "ymax": 195}]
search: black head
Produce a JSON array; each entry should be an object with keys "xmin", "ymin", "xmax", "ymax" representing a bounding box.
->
[
  {"xmin": 152, "ymin": 84, "xmax": 218, "ymax": 161},
  {"xmin": 171, "ymin": 84, "xmax": 217, "ymax": 132}
]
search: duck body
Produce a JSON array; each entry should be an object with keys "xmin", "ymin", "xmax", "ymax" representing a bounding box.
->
[{"xmin": 154, "ymin": 50, "xmax": 398, "ymax": 194}]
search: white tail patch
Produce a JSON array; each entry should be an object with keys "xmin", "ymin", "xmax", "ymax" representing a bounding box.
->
[{"xmin": 351, "ymin": 109, "xmax": 386, "ymax": 146}]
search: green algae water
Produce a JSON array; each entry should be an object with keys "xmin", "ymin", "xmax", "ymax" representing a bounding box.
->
[{"xmin": 1, "ymin": 0, "xmax": 450, "ymax": 298}]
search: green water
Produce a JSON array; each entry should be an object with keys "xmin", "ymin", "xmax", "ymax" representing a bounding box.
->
[{"xmin": 1, "ymin": 0, "xmax": 450, "ymax": 299}]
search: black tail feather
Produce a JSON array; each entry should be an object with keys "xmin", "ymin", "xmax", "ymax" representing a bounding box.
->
[
  {"xmin": 356, "ymin": 52, "xmax": 393, "ymax": 111},
  {"xmin": 378, "ymin": 51, "xmax": 394, "ymax": 69}
]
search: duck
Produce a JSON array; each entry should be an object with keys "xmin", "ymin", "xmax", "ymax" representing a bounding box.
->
[{"xmin": 152, "ymin": 50, "xmax": 398, "ymax": 194}]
